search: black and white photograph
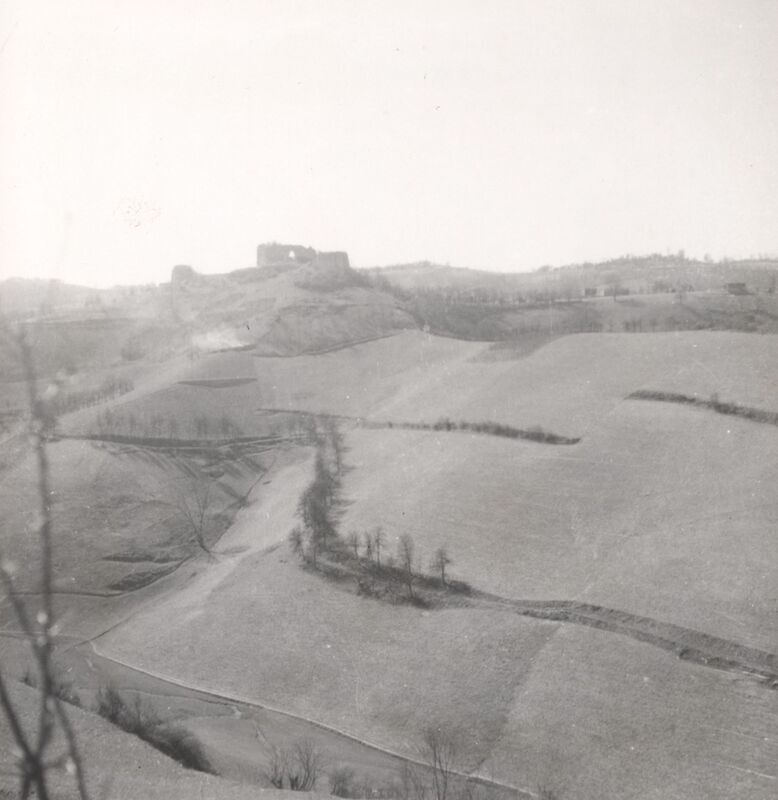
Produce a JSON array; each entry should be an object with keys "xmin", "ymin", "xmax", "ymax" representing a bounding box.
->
[{"xmin": 1, "ymin": 2, "xmax": 776, "ymax": 798}]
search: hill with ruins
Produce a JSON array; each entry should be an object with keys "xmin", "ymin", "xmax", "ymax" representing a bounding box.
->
[{"xmin": 1, "ymin": 240, "xmax": 777, "ymax": 800}]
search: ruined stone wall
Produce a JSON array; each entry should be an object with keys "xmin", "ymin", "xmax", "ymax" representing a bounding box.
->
[
  {"xmin": 314, "ymin": 251, "xmax": 350, "ymax": 269},
  {"xmin": 171, "ymin": 264, "xmax": 198, "ymax": 284},
  {"xmin": 256, "ymin": 243, "xmax": 316, "ymax": 266}
]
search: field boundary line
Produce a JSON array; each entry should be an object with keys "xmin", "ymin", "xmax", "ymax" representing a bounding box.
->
[{"xmin": 87, "ymin": 641, "xmax": 527, "ymax": 797}]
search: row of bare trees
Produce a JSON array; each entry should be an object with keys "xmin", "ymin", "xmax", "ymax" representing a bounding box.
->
[
  {"xmin": 287, "ymin": 419, "xmax": 459, "ymax": 603},
  {"xmin": 45, "ymin": 374, "xmax": 134, "ymax": 418},
  {"xmin": 289, "ymin": 419, "xmax": 344, "ymax": 567},
  {"xmin": 92, "ymin": 408, "xmax": 244, "ymax": 440},
  {"xmin": 259, "ymin": 726, "xmax": 540, "ymax": 800}
]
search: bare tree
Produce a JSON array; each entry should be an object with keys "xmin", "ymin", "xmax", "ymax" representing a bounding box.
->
[
  {"xmin": 172, "ymin": 469, "xmax": 216, "ymax": 556},
  {"xmin": 288, "ymin": 526, "xmax": 305, "ymax": 558},
  {"xmin": 363, "ymin": 531, "xmax": 374, "ymax": 561},
  {"xmin": 329, "ymin": 765, "xmax": 356, "ymax": 797},
  {"xmin": 289, "ymin": 739, "xmax": 323, "ymax": 791},
  {"xmin": 346, "ymin": 530, "xmax": 360, "ymax": 558},
  {"xmin": 430, "ymin": 547, "xmax": 452, "ymax": 586},
  {"xmin": 297, "ymin": 477, "xmax": 334, "ymax": 545},
  {"xmin": 305, "ymin": 531, "xmax": 321, "ymax": 569},
  {"xmin": 398, "ymin": 534, "xmax": 416, "ymax": 600},
  {"xmin": 0, "ymin": 322, "xmax": 90, "ymax": 800},
  {"xmin": 323, "ymin": 417, "xmax": 345, "ymax": 476},
  {"xmin": 398, "ymin": 760, "xmax": 427, "ymax": 800},
  {"xmin": 373, "ymin": 526, "xmax": 385, "ymax": 567},
  {"xmin": 263, "ymin": 739, "xmax": 323, "ymax": 791},
  {"xmin": 421, "ymin": 727, "xmax": 457, "ymax": 800},
  {"xmin": 264, "ymin": 745, "xmax": 288, "ymax": 789}
]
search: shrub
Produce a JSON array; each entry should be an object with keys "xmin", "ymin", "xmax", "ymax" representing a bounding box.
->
[
  {"xmin": 150, "ymin": 726, "xmax": 213, "ymax": 773},
  {"xmin": 96, "ymin": 686, "xmax": 213, "ymax": 773},
  {"xmin": 21, "ymin": 668, "xmax": 81, "ymax": 707},
  {"xmin": 329, "ymin": 765, "xmax": 357, "ymax": 797},
  {"xmin": 264, "ymin": 739, "xmax": 324, "ymax": 791}
]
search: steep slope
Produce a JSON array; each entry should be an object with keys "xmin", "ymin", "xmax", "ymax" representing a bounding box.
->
[
  {"xmin": 170, "ymin": 261, "xmax": 416, "ymax": 356},
  {"xmin": 0, "ymin": 681, "xmax": 330, "ymax": 800}
]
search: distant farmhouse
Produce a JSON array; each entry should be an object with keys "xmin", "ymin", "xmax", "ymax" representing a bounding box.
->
[
  {"xmin": 724, "ymin": 282, "xmax": 749, "ymax": 295},
  {"xmin": 256, "ymin": 242, "xmax": 350, "ymax": 269}
]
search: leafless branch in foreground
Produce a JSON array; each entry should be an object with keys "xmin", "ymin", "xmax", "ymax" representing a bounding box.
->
[{"xmin": 0, "ymin": 320, "xmax": 90, "ymax": 799}]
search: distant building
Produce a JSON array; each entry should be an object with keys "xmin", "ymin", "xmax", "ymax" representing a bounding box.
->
[
  {"xmin": 584, "ymin": 287, "xmax": 597, "ymax": 298},
  {"xmin": 724, "ymin": 282, "xmax": 748, "ymax": 295}
]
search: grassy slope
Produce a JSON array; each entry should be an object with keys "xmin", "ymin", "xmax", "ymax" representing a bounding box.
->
[
  {"xmin": 62, "ymin": 331, "xmax": 485, "ymax": 437},
  {"xmin": 4, "ymin": 329, "xmax": 776, "ymax": 798},
  {"xmin": 339, "ymin": 405, "xmax": 778, "ymax": 651},
  {"xmin": 249, "ymin": 331, "xmax": 487, "ymax": 419},
  {"xmin": 0, "ymin": 681, "xmax": 312, "ymax": 800},
  {"xmin": 0, "ymin": 435, "xmax": 270, "ymax": 642},
  {"xmin": 65, "ymin": 329, "xmax": 776, "ymax": 439},
  {"xmin": 0, "ymin": 440, "xmax": 185, "ymax": 591},
  {"xmin": 173, "ymin": 265, "xmax": 416, "ymax": 356},
  {"xmin": 99, "ymin": 549, "xmax": 557, "ymax": 772},
  {"xmin": 482, "ymin": 625, "xmax": 778, "ymax": 800},
  {"xmin": 245, "ymin": 330, "xmax": 775, "ymax": 435},
  {"xmin": 366, "ymin": 331, "xmax": 777, "ymax": 435}
]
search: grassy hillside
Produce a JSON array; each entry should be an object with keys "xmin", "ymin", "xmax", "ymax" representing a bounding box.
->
[
  {"xmin": 0, "ymin": 680, "xmax": 333, "ymax": 800},
  {"xmin": 169, "ymin": 263, "xmax": 416, "ymax": 356},
  {"xmin": 0, "ymin": 436, "xmax": 272, "ymax": 644},
  {"xmin": 371, "ymin": 255, "xmax": 778, "ymax": 295},
  {"xmin": 99, "ymin": 549, "xmax": 558, "ymax": 772},
  {"xmin": 237, "ymin": 329, "xmax": 775, "ymax": 435},
  {"xmin": 338, "ymin": 405, "xmax": 777, "ymax": 651},
  {"xmin": 482, "ymin": 625, "xmax": 778, "ymax": 800},
  {"xmin": 2, "ymin": 319, "xmax": 776, "ymax": 799}
]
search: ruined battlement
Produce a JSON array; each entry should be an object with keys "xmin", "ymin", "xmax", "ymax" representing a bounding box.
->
[
  {"xmin": 256, "ymin": 243, "xmax": 316, "ymax": 267},
  {"xmin": 315, "ymin": 251, "xmax": 350, "ymax": 269},
  {"xmin": 256, "ymin": 243, "xmax": 350, "ymax": 269},
  {"xmin": 171, "ymin": 264, "xmax": 198, "ymax": 284}
]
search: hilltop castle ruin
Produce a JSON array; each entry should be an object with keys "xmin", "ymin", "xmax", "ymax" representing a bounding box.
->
[{"xmin": 256, "ymin": 242, "xmax": 350, "ymax": 270}]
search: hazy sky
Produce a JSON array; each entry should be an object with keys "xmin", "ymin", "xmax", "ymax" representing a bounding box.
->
[{"xmin": 1, "ymin": 0, "xmax": 776, "ymax": 286}]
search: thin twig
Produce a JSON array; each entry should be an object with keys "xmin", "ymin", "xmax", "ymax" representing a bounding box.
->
[{"xmin": 0, "ymin": 318, "xmax": 91, "ymax": 799}]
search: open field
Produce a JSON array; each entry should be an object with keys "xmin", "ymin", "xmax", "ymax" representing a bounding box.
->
[
  {"xmin": 89, "ymin": 503, "xmax": 778, "ymax": 800},
  {"xmin": 2, "ymin": 326, "xmax": 777, "ymax": 799},
  {"xmin": 61, "ymin": 329, "xmax": 777, "ymax": 440},
  {"xmin": 98, "ymin": 548, "xmax": 559, "ymax": 774},
  {"xmin": 482, "ymin": 625, "xmax": 778, "ymax": 800},
  {"xmin": 338, "ymin": 402, "xmax": 778, "ymax": 651},
  {"xmin": 245, "ymin": 330, "xmax": 776, "ymax": 435}
]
